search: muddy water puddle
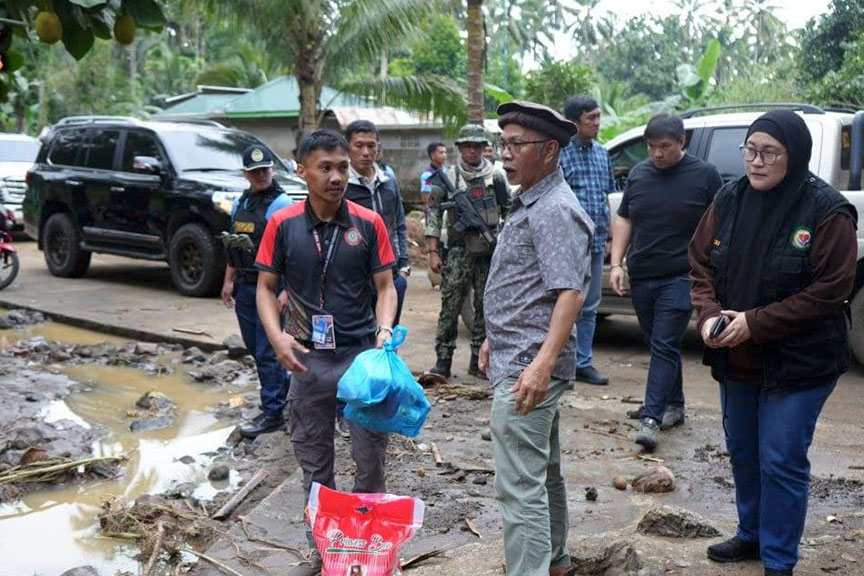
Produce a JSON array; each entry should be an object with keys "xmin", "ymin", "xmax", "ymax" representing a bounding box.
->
[{"xmin": 0, "ymin": 321, "xmax": 253, "ymax": 575}]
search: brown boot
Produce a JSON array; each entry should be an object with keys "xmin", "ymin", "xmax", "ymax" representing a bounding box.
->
[{"xmin": 549, "ymin": 565, "xmax": 576, "ymax": 576}]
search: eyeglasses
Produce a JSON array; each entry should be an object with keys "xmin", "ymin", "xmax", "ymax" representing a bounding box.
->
[
  {"xmin": 496, "ymin": 139, "xmax": 551, "ymax": 155},
  {"xmin": 739, "ymin": 144, "xmax": 786, "ymax": 165}
]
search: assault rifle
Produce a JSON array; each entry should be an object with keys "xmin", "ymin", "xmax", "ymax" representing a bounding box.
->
[{"xmin": 436, "ymin": 170, "xmax": 495, "ymax": 245}]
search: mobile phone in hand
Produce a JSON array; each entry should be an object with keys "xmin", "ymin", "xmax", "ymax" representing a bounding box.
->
[{"xmin": 709, "ymin": 315, "xmax": 728, "ymax": 339}]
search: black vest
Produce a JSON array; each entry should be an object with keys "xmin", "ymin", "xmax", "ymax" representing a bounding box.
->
[
  {"xmin": 706, "ymin": 174, "xmax": 856, "ymax": 390},
  {"xmin": 230, "ymin": 184, "xmax": 282, "ymax": 280}
]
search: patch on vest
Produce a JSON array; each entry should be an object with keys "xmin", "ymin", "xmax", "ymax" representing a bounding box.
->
[
  {"xmin": 234, "ymin": 221, "xmax": 255, "ymax": 234},
  {"xmin": 790, "ymin": 227, "xmax": 812, "ymax": 251},
  {"xmin": 712, "ymin": 238, "xmax": 722, "ymax": 247},
  {"xmin": 344, "ymin": 227, "xmax": 362, "ymax": 246}
]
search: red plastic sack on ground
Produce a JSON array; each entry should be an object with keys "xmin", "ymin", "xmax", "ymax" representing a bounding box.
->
[{"xmin": 307, "ymin": 482, "xmax": 425, "ymax": 576}]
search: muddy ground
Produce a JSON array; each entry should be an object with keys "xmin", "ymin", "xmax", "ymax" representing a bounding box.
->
[{"xmin": 1, "ymin": 304, "xmax": 863, "ymax": 576}]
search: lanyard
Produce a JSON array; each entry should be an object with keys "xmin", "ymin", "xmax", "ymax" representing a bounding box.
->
[{"xmin": 312, "ymin": 225, "xmax": 339, "ymax": 308}]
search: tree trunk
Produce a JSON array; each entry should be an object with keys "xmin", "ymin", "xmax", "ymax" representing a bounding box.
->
[
  {"xmin": 466, "ymin": 0, "xmax": 485, "ymax": 124},
  {"xmin": 296, "ymin": 45, "xmax": 320, "ymax": 143}
]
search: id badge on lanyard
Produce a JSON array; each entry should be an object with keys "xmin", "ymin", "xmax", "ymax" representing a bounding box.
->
[{"xmin": 312, "ymin": 226, "xmax": 338, "ymax": 349}]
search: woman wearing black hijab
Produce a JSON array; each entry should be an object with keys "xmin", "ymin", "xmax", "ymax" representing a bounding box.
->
[{"xmin": 688, "ymin": 110, "xmax": 858, "ymax": 576}]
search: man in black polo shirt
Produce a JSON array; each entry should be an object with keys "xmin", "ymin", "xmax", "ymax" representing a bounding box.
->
[
  {"xmin": 255, "ymin": 130, "xmax": 397, "ymax": 546},
  {"xmin": 609, "ymin": 113, "xmax": 722, "ymax": 451}
]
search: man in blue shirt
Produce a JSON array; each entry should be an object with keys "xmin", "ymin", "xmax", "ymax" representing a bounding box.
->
[{"xmin": 560, "ymin": 96, "xmax": 614, "ymax": 386}]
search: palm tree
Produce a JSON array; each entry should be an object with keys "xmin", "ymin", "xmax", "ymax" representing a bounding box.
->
[
  {"xmin": 204, "ymin": 0, "xmax": 465, "ymax": 138},
  {"xmin": 466, "ymin": 0, "xmax": 485, "ymax": 123}
]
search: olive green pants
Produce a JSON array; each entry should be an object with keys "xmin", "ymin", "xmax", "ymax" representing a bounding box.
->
[{"xmin": 491, "ymin": 375, "xmax": 573, "ymax": 575}]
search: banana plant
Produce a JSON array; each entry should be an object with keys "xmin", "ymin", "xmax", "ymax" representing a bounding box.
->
[{"xmin": 676, "ymin": 38, "xmax": 721, "ymax": 107}]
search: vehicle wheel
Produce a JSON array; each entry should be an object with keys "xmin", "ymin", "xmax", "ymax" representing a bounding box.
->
[
  {"xmin": 848, "ymin": 289, "xmax": 864, "ymax": 364},
  {"xmin": 460, "ymin": 290, "xmax": 475, "ymax": 334},
  {"xmin": 169, "ymin": 222, "xmax": 224, "ymax": 297},
  {"xmin": 0, "ymin": 250, "xmax": 19, "ymax": 290},
  {"xmin": 43, "ymin": 213, "xmax": 91, "ymax": 277}
]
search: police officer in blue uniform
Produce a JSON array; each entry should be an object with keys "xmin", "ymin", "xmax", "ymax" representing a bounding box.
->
[{"xmin": 221, "ymin": 145, "xmax": 294, "ymax": 438}]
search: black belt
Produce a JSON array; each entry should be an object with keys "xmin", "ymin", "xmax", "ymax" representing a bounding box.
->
[{"xmin": 297, "ymin": 335, "xmax": 374, "ymax": 349}]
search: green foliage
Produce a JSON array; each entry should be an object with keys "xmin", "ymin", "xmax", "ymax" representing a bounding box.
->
[
  {"xmin": 523, "ymin": 59, "xmax": 595, "ymax": 112},
  {"xmin": 805, "ymin": 34, "xmax": 864, "ymax": 107},
  {"xmin": 677, "ymin": 38, "xmax": 721, "ymax": 106},
  {"xmin": 798, "ymin": 0, "xmax": 864, "ymax": 87}
]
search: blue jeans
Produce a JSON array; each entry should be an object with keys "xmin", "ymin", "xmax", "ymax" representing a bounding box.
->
[
  {"xmin": 234, "ymin": 280, "xmax": 290, "ymax": 417},
  {"xmin": 720, "ymin": 377, "xmax": 837, "ymax": 571},
  {"xmin": 629, "ymin": 273, "xmax": 692, "ymax": 422},
  {"xmin": 576, "ymin": 251, "xmax": 604, "ymax": 369}
]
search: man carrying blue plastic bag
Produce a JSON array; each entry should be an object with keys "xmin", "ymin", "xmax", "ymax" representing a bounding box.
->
[{"xmin": 255, "ymin": 130, "xmax": 397, "ymax": 552}]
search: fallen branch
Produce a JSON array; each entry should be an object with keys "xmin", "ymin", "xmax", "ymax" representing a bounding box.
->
[
  {"xmin": 184, "ymin": 547, "xmax": 249, "ymax": 576},
  {"xmin": 430, "ymin": 442, "xmax": 444, "ymax": 467},
  {"xmin": 849, "ymin": 465, "xmax": 864, "ymax": 470},
  {"xmin": 142, "ymin": 521, "xmax": 164, "ymax": 576},
  {"xmin": 99, "ymin": 531, "xmax": 143, "ymax": 541},
  {"xmin": 238, "ymin": 515, "xmax": 311, "ymax": 561},
  {"xmin": 212, "ymin": 468, "xmax": 268, "ymax": 520},
  {"xmin": 402, "ymin": 548, "xmax": 446, "ymax": 570},
  {"xmin": 172, "ymin": 327, "xmax": 214, "ymax": 338},
  {"xmin": 0, "ymin": 455, "xmax": 126, "ymax": 486},
  {"xmin": 620, "ymin": 396, "xmax": 643, "ymax": 405},
  {"xmin": 580, "ymin": 428, "xmax": 631, "ymax": 442}
]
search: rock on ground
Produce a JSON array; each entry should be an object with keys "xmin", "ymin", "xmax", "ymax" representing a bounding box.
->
[
  {"xmin": 631, "ymin": 466, "xmax": 675, "ymax": 494},
  {"xmin": 569, "ymin": 539, "xmax": 642, "ymax": 575},
  {"xmin": 636, "ymin": 506, "xmax": 721, "ymax": 539}
]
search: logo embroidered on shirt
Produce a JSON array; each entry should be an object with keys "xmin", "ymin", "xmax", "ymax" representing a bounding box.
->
[
  {"xmin": 790, "ymin": 227, "xmax": 812, "ymax": 251},
  {"xmin": 344, "ymin": 227, "xmax": 362, "ymax": 246},
  {"xmin": 234, "ymin": 221, "xmax": 254, "ymax": 233},
  {"xmin": 712, "ymin": 239, "xmax": 722, "ymax": 247}
]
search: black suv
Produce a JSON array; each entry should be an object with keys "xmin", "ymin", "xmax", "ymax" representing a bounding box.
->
[{"xmin": 23, "ymin": 116, "xmax": 307, "ymax": 296}]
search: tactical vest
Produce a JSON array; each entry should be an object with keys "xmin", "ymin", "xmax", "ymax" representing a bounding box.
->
[
  {"xmin": 229, "ymin": 186, "xmax": 281, "ymax": 280},
  {"xmin": 705, "ymin": 174, "xmax": 856, "ymax": 390},
  {"xmin": 438, "ymin": 167, "xmax": 508, "ymax": 254}
]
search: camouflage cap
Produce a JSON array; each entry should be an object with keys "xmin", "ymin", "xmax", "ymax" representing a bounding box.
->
[{"xmin": 454, "ymin": 124, "xmax": 491, "ymax": 145}]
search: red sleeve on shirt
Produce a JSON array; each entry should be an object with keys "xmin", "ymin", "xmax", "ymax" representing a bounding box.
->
[
  {"xmin": 255, "ymin": 217, "xmax": 279, "ymax": 270},
  {"xmin": 372, "ymin": 212, "xmax": 395, "ymax": 268}
]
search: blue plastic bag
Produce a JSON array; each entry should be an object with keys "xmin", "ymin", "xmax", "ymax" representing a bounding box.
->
[{"xmin": 338, "ymin": 326, "xmax": 431, "ymax": 438}]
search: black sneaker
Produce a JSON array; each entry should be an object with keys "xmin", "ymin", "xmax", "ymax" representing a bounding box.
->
[
  {"xmin": 574, "ymin": 366, "xmax": 609, "ymax": 386},
  {"xmin": 707, "ymin": 536, "xmax": 761, "ymax": 563},
  {"xmin": 626, "ymin": 405, "xmax": 646, "ymax": 420},
  {"xmin": 765, "ymin": 569, "xmax": 792, "ymax": 576},
  {"xmin": 240, "ymin": 412, "xmax": 285, "ymax": 439}
]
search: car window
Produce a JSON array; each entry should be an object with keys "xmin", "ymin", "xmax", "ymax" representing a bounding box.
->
[
  {"xmin": 48, "ymin": 129, "xmax": 85, "ymax": 166},
  {"xmin": 83, "ymin": 129, "xmax": 120, "ymax": 170},
  {"xmin": 159, "ymin": 129, "xmax": 288, "ymax": 174},
  {"xmin": 0, "ymin": 139, "xmax": 39, "ymax": 162},
  {"xmin": 121, "ymin": 131, "xmax": 163, "ymax": 172},
  {"xmin": 705, "ymin": 127, "xmax": 748, "ymax": 181},
  {"xmin": 608, "ymin": 130, "xmax": 694, "ymax": 191}
]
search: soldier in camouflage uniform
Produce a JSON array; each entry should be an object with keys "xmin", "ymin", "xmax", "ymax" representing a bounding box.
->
[{"xmin": 425, "ymin": 124, "xmax": 510, "ymax": 379}]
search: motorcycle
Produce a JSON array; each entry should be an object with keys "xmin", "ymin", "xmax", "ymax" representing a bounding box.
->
[{"xmin": 0, "ymin": 208, "xmax": 19, "ymax": 290}]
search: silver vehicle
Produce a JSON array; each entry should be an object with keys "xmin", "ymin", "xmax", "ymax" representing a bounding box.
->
[
  {"xmin": 600, "ymin": 104, "xmax": 864, "ymax": 362},
  {"xmin": 0, "ymin": 133, "xmax": 40, "ymax": 227}
]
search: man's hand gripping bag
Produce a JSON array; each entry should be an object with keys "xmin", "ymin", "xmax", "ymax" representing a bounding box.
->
[{"xmin": 307, "ymin": 482, "xmax": 425, "ymax": 576}]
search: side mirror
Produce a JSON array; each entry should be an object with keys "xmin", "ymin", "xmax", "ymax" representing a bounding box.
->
[{"xmin": 132, "ymin": 156, "xmax": 162, "ymax": 174}]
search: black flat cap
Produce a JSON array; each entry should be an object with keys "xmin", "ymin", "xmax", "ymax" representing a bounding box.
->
[
  {"xmin": 242, "ymin": 144, "xmax": 275, "ymax": 171},
  {"xmin": 497, "ymin": 101, "xmax": 578, "ymax": 147}
]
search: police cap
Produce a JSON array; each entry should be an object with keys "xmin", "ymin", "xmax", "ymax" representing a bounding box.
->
[
  {"xmin": 242, "ymin": 145, "xmax": 275, "ymax": 171},
  {"xmin": 496, "ymin": 101, "xmax": 578, "ymax": 147}
]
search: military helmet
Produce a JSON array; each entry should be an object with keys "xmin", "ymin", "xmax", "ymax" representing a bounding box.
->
[{"xmin": 454, "ymin": 124, "xmax": 491, "ymax": 145}]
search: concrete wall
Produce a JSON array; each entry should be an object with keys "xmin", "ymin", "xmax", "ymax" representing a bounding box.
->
[{"xmin": 222, "ymin": 117, "xmax": 448, "ymax": 204}]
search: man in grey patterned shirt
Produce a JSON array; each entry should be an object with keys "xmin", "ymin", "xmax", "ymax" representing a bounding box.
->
[{"xmin": 479, "ymin": 101, "xmax": 593, "ymax": 576}]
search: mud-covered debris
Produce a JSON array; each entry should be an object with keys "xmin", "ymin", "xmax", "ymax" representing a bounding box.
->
[
  {"xmin": 135, "ymin": 391, "xmax": 174, "ymax": 412},
  {"xmin": 178, "ymin": 455, "xmax": 195, "ymax": 465},
  {"xmin": 130, "ymin": 416, "xmax": 174, "ymax": 432},
  {"xmin": 208, "ymin": 464, "xmax": 230, "ymax": 482},
  {"xmin": 134, "ymin": 342, "xmax": 160, "ymax": 356},
  {"xmin": 0, "ymin": 309, "xmax": 46, "ymax": 329},
  {"xmin": 182, "ymin": 346, "xmax": 207, "ymax": 364},
  {"xmin": 636, "ymin": 506, "xmax": 721, "ymax": 538},
  {"xmin": 585, "ymin": 486, "xmax": 598, "ymax": 501},
  {"xmin": 59, "ymin": 567, "xmax": 101, "ymax": 576},
  {"xmin": 569, "ymin": 539, "xmax": 642, "ymax": 575},
  {"xmin": 223, "ymin": 334, "xmax": 247, "ymax": 359},
  {"xmin": 612, "ymin": 476, "xmax": 629, "ymax": 490},
  {"xmin": 632, "ymin": 466, "xmax": 675, "ymax": 493}
]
